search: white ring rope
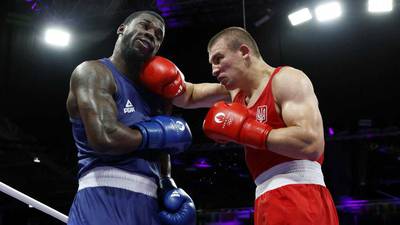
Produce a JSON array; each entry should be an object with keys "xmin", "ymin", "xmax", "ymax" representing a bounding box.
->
[{"xmin": 0, "ymin": 181, "xmax": 68, "ymax": 223}]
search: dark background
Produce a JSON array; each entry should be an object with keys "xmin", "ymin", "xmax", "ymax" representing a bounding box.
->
[{"xmin": 1, "ymin": 0, "xmax": 400, "ymax": 224}]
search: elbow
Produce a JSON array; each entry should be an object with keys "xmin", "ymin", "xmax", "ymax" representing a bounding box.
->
[
  {"xmin": 303, "ymin": 132, "xmax": 324, "ymax": 161},
  {"xmin": 87, "ymin": 135, "xmax": 114, "ymax": 153},
  {"xmin": 86, "ymin": 124, "xmax": 118, "ymax": 154},
  {"xmin": 305, "ymin": 148, "xmax": 323, "ymax": 161},
  {"xmin": 305, "ymin": 142, "xmax": 324, "ymax": 161}
]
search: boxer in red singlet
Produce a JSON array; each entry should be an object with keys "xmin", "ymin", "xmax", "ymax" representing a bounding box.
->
[{"xmin": 144, "ymin": 26, "xmax": 339, "ymax": 224}]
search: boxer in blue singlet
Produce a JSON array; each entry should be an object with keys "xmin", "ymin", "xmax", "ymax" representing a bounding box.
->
[{"xmin": 66, "ymin": 10, "xmax": 195, "ymax": 225}]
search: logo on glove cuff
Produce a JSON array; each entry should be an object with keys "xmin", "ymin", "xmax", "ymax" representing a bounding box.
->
[
  {"xmin": 214, "ymin": 112, "xmax": 225, "ymax": 124},
  {"xmin": 175, "ymin": 121, "xmax": 185, "ymax": 131},
  {"xmin": 170, "ymin": 190, "xmax": 181, "ymax": 198},
  {"xmin": 175, "ymin": 85, "xmax": 184, "ymax": 96}
]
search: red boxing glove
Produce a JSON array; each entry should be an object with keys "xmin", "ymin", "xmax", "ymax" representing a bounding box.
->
[
  {"xmin": 203, "ymin": 101, "xmax": 272, "ymax": 149},
  {"xmin": 140, "ymin": 56, "xmax": 186, "ymax": 98}
]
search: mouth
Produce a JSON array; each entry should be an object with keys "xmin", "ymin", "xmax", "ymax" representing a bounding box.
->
[
  {"xmin": 217, "ymin": 76, "xmax": 227, "ymax": 84},
  {"xmin": 136, "ymin": 38, "xmax": 154, "ymax": 52}
]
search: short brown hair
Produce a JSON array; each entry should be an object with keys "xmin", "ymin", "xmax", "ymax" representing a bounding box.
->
[{"xmin": 207, "ymin": 27, "xmax": 261, "ymax": 58}]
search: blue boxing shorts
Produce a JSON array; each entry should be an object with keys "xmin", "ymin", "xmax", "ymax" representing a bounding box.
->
[{"xmin": 67, "ymin": 167, "xmax": 161, "ymax": 225}]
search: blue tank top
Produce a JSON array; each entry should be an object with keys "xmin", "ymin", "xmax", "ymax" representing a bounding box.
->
[{"xmin": 70, "ymin": 58, "xmax": 165, "ymax": 179}]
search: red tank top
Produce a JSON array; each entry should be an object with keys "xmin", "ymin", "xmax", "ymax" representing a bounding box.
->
[{"xmin": 233, "ymin": 67, "xmax": 324, "ymax": 180}]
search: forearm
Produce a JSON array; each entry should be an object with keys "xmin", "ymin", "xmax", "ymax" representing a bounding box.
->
[
  {"xmin": 87, "ymin": 121, "xmax": 143, "ymax": 155},
  {"xmin": 266, "ymin": 126, "xmax": 324, "ymax": 160},
  {"xmin": 159, "ymin": 153, "xmax": 172, "ymax": 178},
  {"xmin": 173, "ymin": 82, "xmax": 229, "ymax": 109}
]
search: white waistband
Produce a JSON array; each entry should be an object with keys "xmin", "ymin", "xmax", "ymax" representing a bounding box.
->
[
  {"xmin": 78, "ymin": 167, "xmax": 158, "ymax": 198},
  {"xmin": 255, "ymin": 160, "xmax": 325, "ymax": 199}
]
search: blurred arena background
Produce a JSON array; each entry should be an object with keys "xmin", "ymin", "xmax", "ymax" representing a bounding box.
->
[{"xmin": 0, "ymin": 0, "xmax": 399, "ymax": 224}]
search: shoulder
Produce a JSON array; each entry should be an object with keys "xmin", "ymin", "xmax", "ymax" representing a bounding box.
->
[
  {"xmin": 274, "ymin": 66, "xmax": 310, "ymax": 84},
  {"xmin": 272, "ymin": 66, "xmax": 315, "ymax": 102},
  {"xmin": 72, "ymin": 60, "xmax": 110, "ymax": 79},
  {"xmin": 70, "ymin": 60, "xmax": 115, "ymax": 88}
]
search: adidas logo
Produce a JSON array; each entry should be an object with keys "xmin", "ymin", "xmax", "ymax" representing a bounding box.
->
[{"xmin": 123, "ymin": 100, "xmax": 135, "ymax": 114}]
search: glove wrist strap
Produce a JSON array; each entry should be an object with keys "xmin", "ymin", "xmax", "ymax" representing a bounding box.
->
[{"xmin": 240, "ymin": 118, "xmax": 272, "ymax": 149}]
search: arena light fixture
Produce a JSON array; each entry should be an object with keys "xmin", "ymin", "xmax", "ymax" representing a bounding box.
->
[
  {"xmin": 368, "ymin": 0, "xmax": 393, "ymax": 13},
  {"xmin": 315, "ymin": 1, "xmax": 342, "ymax": 22},
  {"xmin": 44, "ymin": 27, "xmax": 70, "ymax": 47},
  {"xmin": 33, "ymin": 157, "xmax": 40, "ymax": 163},
  {"xmin": 288, "ymin": 8, "xmax": 313, "ymax": 26}
]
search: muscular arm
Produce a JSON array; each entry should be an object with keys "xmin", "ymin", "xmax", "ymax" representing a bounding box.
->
[
  {"xmin": 266, "ymin": 68, "xmax": 325, "ymax": 160},
  {"xmin": 172, "ymin": 82, "xmax": 231, "ymax": 108},
  {"xmin": 69, "ymin": 61, "xmax": 142, "ymax": 155}
]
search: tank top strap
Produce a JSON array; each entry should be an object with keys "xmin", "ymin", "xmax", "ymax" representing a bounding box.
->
[
  {"xmin": 99, "ymin": 58, "xmax": 120, "ymax": 76},
  {"xmin": 269, "ymin": 66, "xmax": 284, "ymax": 81}
]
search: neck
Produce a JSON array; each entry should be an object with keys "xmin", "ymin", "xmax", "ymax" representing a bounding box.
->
[
  {"xmin": 241, "ymin": 59, "xmax": 275, "ymax": 97},
  {"xmin": 110, "ymin": 41, "xmax": 143, "ymax": 82}
]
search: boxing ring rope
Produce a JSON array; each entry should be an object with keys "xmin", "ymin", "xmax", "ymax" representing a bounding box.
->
[{"xmin": 0, "ymin": 181, "xmax": 68, "ymax": 223}]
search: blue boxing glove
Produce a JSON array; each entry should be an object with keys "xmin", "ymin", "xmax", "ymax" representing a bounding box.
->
[
  {"xmin": 132, "ymin": 116, "xmax": 192, "ymax": 154},
  {"xmin": 159, "ymin": 177, "xmax": 196, "ymax": 225}
]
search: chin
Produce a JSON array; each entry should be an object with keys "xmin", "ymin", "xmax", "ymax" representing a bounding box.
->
[
  {"xmin": 223, "ymin": 83, "xmax": 236, "ymax": 90},
  {"xmin": 136, "ymin": 47, "xmax": 155, "ymax": 59},
  {"xmin": 122, "ymin": 49, "xmax": 147, "ymax": 62}
]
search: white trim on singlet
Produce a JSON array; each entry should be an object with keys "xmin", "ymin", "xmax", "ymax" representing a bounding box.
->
[
  {"xmin": 255, "ymin": 160, "xmax": 326, "ymax": 199},
  {"xmin": 78, "ymin": 167, "xmax": 158, "ymax": 198}
]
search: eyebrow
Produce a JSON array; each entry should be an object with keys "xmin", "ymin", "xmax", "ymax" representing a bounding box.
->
[
  {"xmin": 208, "ymin": 54, "xmax": 214, "ymax": 64},
  {"xmin": 142, "ymin": 19, "xmax": 152, "ymax": 24},
  {"xmin": 142, "ymin": 19, "xmax": 164, "ymax": 31},
  {"xmin": 142, "ymin": 19, "xmax": 163, "ymax": 28}
]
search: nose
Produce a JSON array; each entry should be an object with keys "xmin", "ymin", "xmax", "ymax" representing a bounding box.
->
[
  {"xmin": 212, "ymin": 68, "xmax": 220, "ymax": 77},
  {"xmin": 143, "ymin": 31, "xmax": 155, "ymax": 43}
]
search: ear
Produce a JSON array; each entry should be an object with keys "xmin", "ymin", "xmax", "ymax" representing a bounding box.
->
[
  {"xmin": 239, "ymin": 44, "xmax": 251, "ymax": 59},
  {"xmin": 117, "ymin": 24, "xmax": 125, "ymax": 35}
]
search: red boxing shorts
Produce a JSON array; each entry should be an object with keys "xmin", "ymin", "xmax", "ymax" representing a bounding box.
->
[{"xmin": 253, "ymin": 160, "xmax": 339, "ymax": 225}]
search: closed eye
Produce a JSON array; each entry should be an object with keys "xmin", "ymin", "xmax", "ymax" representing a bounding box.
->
[
  {"xmin": 138, "ymin": 22, "xmax": 149, "ymax": 29},
  {"xmin": 212, "ymin": 54, "xmax": 223, "ymax": 65}
]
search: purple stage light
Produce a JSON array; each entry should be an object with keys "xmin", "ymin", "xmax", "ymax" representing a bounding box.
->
[
  {"xmin": 31, "ymin": 2, "xmax": 37, "ymax": 10},
  {"xmin": 337, "ymin": 196, "xmax": 369, "ymax": 213},
  {"xmin": 237, "ymin": 208, "xmax": 253, "ymax": 219},
  {"xmin": 156, "ymin": 0, "xmax": 187, "ymax": 28},
  {"xmin": 26, "ymin": 0, "xmax": 46, "ymax": 13},
  {"xmin": 328, "ymin": 127, "xmax": 335, "ymax": 136},
  {"xmin": 193, "ymin": 158, "xmax": 212, "ymax": 168},
  {"xmin": 156, "ymin": 0, "xmax": 175, "ymax": 16},
  {"xmin": 213, "ymin": 222, "xmax": 241, "ymax": 225}
]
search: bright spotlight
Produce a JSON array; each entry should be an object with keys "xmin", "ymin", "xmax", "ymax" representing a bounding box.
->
[
  {"xmin": 44, "ymin": 27, "xmax": 70, "ymax": 47},
  {"xmin": 288, "ymin": 8, "xmax": 313, "ymax": 26},
  {"xmin": 368, "ymin": 0, "xmax": 393, "ymax": 13},
  {"xmin": 33, "ymin": 157, "xmax": 40, "ymax": 163},
  {"xmin": 315, "ymin": 2, "xmax": 342, "ymax": 22}
]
